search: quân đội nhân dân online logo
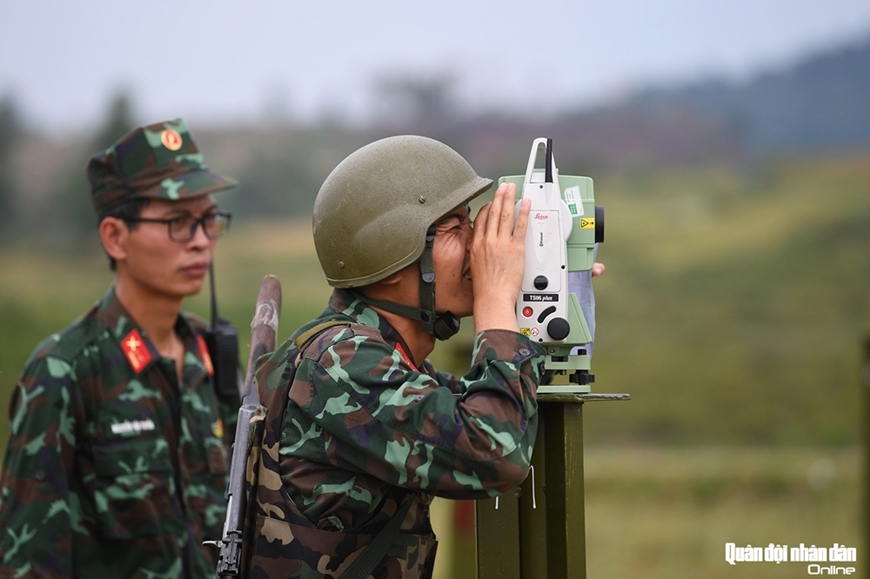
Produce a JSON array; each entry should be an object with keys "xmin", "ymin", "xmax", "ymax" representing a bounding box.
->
[{"xmin": 725, "ymin": 543, "xmax": 857, "ymax": 575}]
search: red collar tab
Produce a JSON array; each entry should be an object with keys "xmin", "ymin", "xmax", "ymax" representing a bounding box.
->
[
  {"xmin": 197, "ymin": 335, "xmax": 215, "ymax": 376},
  {"xmin": 395, "ymin": 342, "xmax": 418, "ymax": 372},
  {"xmin": 121, "ymin": 329, "xmax": 153, "ymax": 374}
]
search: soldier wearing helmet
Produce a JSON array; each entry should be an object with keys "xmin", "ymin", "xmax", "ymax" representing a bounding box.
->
[{"xmin": 247, "ymin": 135, "xmax": 576, "ymax": 578}]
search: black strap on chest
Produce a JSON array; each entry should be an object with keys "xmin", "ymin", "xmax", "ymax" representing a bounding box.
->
[{"xmin": 339, "ymin": 496, "xmax": 414, "ymax": 579}]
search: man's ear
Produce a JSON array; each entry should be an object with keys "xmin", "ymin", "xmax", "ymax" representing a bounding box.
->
[
  {"xmin": 382, "ymin": 261, "xmax": 423, "ymax": 286},
  {"xmin": 359, "ymin": 271, "xmax": 403, "ymax": 299},
  {"xmin": 99, "ymin": 217, "xmax": 128, "ymax": 263},
  {"xmin": 378, "ymin": 272, "xmax": 403, "ymax": 286},
  {"xmin": 360, "ymin": 263, "xmax": 417, "ymax": 303}
]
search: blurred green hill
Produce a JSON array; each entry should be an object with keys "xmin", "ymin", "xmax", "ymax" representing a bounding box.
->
[
  {"xmin": 628, "ymin": 34, "xmax": 870, "ymax": 153},
  {"xmin": 584, "ymin": 153, "xmax": 870, "ymax": 445},
  {"xmin": 4, "ymin": 33, "xmax": 870, "ymax": 236}
]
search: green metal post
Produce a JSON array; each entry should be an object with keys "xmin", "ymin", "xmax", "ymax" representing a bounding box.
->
[
  {"xmin": 475, "ymin": 492, "xmax": 522, "ymax": 579},
  {"xmin": 476, "ymin": 393, "xmax": 628, "ymax": 579},
  {"xmin": 863, "ymin": 336, "xmax": 870, "ymax": 572}
]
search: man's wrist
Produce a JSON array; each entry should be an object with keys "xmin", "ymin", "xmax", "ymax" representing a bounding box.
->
[{"xmin": 472, "ymin": 308, "xmax": 520, "ymax": 334}]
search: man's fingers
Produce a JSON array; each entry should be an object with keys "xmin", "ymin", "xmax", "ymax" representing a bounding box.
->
[
  {"xmin": 513, "ymin": 197, "xmax": 531, "ymax": 240},
  {"xmin": 474, "ymin": 183, "xmax": 525, "ymax": 245},
  {"xmin": 473, "ymin": 202, "xmax": 492, "ymax": 243},
  {"xmin": 487, "ymin": 182, "xmax": 519, "ymax": 238},
  {"xmin": 497, "ymin": 183, "xmax": 517, "ymax": 236},
  {"xmin": 486, "ymin": 183, "xmax": 507, "ymax": 237}
]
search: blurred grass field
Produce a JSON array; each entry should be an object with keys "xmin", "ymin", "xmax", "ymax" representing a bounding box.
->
[
  {"xmin": 582, "ymin": 446, "xmax": 860, "ymax": 579},
  {"xmin": 0, "ymin": 155, "xmax": 868, "ymax": 576},
  {"xmin": 427, "ymin": 445, "xmax": 861, "ymax": 579}
]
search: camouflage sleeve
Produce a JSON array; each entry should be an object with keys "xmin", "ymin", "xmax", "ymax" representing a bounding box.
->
[
  {"xmin": 302, "ymin": 327, "xmax": 544, "ymax": 499},
  {"xmin": 422, "ymin": 363, "xmax": 461, "ymax": 393},
  {"xmin": 0, "ymin": 355, "xmax": 79, "ymax": 579}
]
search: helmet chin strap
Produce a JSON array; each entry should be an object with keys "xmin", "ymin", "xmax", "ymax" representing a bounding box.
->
[{"xmin": 351, "ymin": 226, "xmax": 461, "ymax": 341}]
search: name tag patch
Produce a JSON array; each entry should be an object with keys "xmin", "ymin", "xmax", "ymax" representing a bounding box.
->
[{"xmin": 110, "ymin": 419, "xmax": 156, "ymax": 435}]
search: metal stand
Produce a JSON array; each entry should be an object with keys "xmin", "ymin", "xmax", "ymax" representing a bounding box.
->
[
  {"xmin": 863, "ymin": 336, "xmax": 870, "ymax": 574},
  {"xmin": 476, "ymin": 393, "xmax": 629, "ymax": 579}
]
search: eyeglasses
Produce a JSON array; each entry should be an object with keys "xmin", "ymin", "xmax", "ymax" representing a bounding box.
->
[{"xmin": 126, "ymin": 211, "xmax": 232, "ymax": 242}]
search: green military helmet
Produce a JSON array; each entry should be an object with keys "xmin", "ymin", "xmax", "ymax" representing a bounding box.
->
[{"xmin": 313, "ymin": 135, "xmax": 493, "ymax": 288}]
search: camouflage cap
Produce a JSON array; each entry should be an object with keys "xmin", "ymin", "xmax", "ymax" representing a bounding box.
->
[{"xmin": 86, "ymin": 118, "xmax": 238, "ymax": 214}]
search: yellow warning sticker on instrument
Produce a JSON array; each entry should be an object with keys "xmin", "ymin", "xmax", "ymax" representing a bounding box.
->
[
  {"xmin": 580, "ymin": 218, "xmax": 595, "ymax": 229},
  {"xmin": 520, "ymin": 328, "xmax": 531, "ymax": 337}
]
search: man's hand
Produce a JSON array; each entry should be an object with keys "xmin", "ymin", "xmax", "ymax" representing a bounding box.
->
[
  {"xmin": 470, "ymin": 182, "xmax": 530, "ymax": 333},
  {"xmin": 469, "ymin": 182, "xmax": 606, "ymax": 335}
]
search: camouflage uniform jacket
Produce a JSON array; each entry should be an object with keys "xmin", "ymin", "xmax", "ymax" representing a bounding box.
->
[
  {"xmin": 248, "ymin": 288, "xmax": 545, "ymax": 579},
  {"xmin": 0, "ymin": 285, "xmax": 238, "ymax": 579}
]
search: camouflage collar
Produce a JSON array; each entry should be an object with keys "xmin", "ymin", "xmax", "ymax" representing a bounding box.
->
[
  {"xmin": 95, "ymin": 284, "xmax": 211, "ymax": 383},
  {"xmin": 327, "ymin": 288, "xmax": 418, "ymax": 362}
]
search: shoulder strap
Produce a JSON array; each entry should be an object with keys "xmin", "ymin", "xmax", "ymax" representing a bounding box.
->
[
  {"xmin": 338, "ymin": 496, "xmax": 415, "ymax": 579},
  {"xmin": 256, "ymin": 319, "xmax": 351, "ymax": 414},
  {"xmin": 294, "ymin": 319, "xmax": 350, "ymax": 351}
]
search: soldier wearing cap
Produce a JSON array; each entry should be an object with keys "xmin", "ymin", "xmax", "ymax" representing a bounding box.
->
[
  {"xmin": 245, "ymin": 136, "xmax": 603, "ymax": 578},
  {"xmin": 0, "ymin": 119, "xmax": 239, "ymax": 579}
]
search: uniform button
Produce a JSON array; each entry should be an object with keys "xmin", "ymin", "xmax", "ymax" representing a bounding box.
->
[
  {"xmin": 518, "ymin": 348, "xmax": 531, "ymax": 357},
  {"xmin": 34, "ymin": 470, "xmax": 46, "ymax": 482}
]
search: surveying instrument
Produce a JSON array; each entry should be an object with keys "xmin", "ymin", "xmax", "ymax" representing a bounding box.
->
[{"xmin": 475, "ymin": 138, "xmax": 629, "ymax": 578}]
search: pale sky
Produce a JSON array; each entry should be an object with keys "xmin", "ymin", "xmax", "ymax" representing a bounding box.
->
[{"xmin": 2, "ymin": 0, "xmax": 869, "ymax": 130}]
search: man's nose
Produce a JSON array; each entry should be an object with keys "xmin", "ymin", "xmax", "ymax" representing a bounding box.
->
[{"xmin": 188, "ymin": 220, "xmax": 211, "ymax": 247}]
